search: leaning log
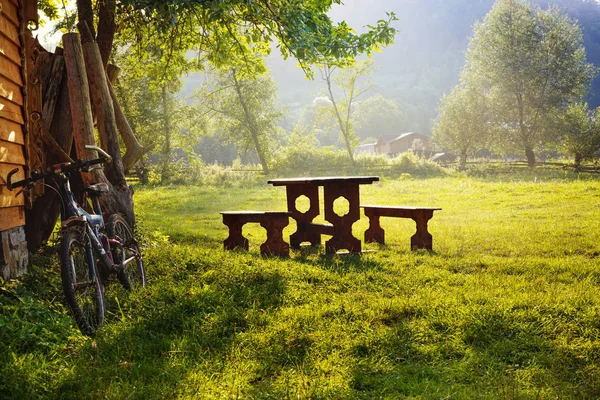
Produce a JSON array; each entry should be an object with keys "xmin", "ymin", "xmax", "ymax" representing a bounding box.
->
[
  {"xmin": 63, "ymin": 32, "xmax": 134, "ymax": 225},
  {"xmin": 77, "ymin": 22, "xmax": 125, "ymax": 183}
]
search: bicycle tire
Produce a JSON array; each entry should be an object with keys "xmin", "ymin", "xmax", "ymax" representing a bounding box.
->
[
  {"xmin": 60, "ymin": 226, "xmax": 105, "ymax": 336},
  {"xmin": 106, "ymin": 214, "xmax": 146, "ymax": 290}
]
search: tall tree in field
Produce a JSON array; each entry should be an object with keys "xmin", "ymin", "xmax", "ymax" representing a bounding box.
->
[
  {"xmin": 463, "ymin": 0, "xmax": 595, "ymax": 166},
  {"xmin": 194, "ymin": 70, "xmax": 285, "ymax": 174},
  {"xmin": 319, "ymin": 60, "xmax": 375, "ymax": 164},
  {"xmin": 555, "ymin": 102, "xmax": 600, "ymax": 168},
  {"xmin": 433, "ymin": 85, "xmax": 493, "ymax": 169}
]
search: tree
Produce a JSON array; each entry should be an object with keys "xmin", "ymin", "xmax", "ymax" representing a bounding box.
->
[
  {"xmin": 193, "ymin": 69, "xmax": 285, "ymax": 174},
  {"xmin": 433, "ymin": 85, "xmax": 492, "ymax": 169},
  {"xmin": 463, "ymin": 0, "xmax": 595, "ymax": 166},
  {"xmin": 319, "ymin": 60, "xmax": 375, "ymax": 163},
  {"xmin": 555, "ymin": 102, "xmax": 600, "ymax": 168},
  {"xmin": 353, "ymin": 95, "xmax": 405, "ymax": 140}
]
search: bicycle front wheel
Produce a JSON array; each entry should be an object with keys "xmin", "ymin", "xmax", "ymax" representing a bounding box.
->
[
  {"xmin": 107, "ymin": 214, "xmax": 146, "ymax": 290},
  {"xmin": 60, "ymin": 227, "xmax": 105, "ymax": 336}
]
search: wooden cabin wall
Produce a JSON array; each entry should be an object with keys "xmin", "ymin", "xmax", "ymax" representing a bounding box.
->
[
  {"xmin": 0, "ymin": 0, "xmax": 40, "ymax": 279},
  {"xmin": 0, "ymin": 0, "xmax": 26, "ymax": 232}
]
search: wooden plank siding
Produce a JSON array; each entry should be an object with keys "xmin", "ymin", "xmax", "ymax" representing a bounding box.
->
[
  {"xmin": 0, "ymin": 119, "xmax": 24, "ymax": 144},
  {"xmin": 0, "ymin": 15, "xmax": 19, "ymax": 45},
  {"xmin": 0, "ymin": 74, "xmax": 24, "ymax": 106},
  {"xmin": 0, "ymin": 0, "xmax": 25, "ymax": 231},
  {"xmin": 0, "ymin": 34, "xmax": 21, "ymax": 67},
  {"xmin": 0, "ymin": 206, "xmax": 25, "ymax": 230},
  {"xmin": 0, "ymin": 0, "xmax": 19, "ymax": 27}
]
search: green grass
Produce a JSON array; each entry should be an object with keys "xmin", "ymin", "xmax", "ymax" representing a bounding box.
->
[{"xmin": 2, "ymin": 168, "xmax": 600, "ymax": 398}]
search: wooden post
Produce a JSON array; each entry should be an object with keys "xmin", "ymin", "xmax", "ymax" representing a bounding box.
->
[
  {"xmin": 62, "ymin": 32, "xmax": 98, "ymax": 175},
  {"xmin": 63, "ymin": 32, "xmax": 134, "ymax": 224},
  {"xmin": 77, "ymin": 21, "xmax": 125, "ymax": 184}
]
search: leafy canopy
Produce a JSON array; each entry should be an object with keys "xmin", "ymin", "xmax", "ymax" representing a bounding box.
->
[{"xmin": 117, "ymin": 0, "xmax": 397, "ymax": 76}]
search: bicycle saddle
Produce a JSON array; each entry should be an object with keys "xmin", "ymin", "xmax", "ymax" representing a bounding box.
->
[{"xmin": 85, "ymin": 183, "xmax": 109, "ymax": 195}]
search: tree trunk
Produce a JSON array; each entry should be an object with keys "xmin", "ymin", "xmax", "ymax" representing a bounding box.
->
[
  {"xmin": 76, "ymin": 0, "xmax": 95, "ymax": 38},
  {"xmin": 161, "ymin": 84, "xmax": 172, "ymax": 182},
  {"xmin": 525, "ymin": 146, "xmax": 536, "ymax": 167},
  {"xmin": 97, "ymin": 0, "xmax": 116, "ymax": 69},
  {"xmin": 231, "ymin": 70, "xmax": 270, "ymax": 174},
  {"xmin": 574, "ymin": 153, "xmax": 583, "ymax": 170},
  {"xmin": 324, "ymin": 68, "xmax": 355, "ymax": 165},
  {"xmin": 63, "ymin": 32, "xmax": 134, "ymax": 225},
  {"xmin": 459, "ymin": 151, "xmax": 467, "ymax": 170}
]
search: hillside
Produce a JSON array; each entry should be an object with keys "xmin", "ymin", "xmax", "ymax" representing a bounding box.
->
[{"xmin": 263, "ymin": 0, "xmax": 600, "ymax": 134}]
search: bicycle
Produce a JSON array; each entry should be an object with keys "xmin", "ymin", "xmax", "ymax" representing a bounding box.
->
[{"xmin": 6, "ymin": 145, "xmax": 146, "ymax": 336}]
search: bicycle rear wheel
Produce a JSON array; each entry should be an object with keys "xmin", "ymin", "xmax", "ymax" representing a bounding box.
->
[
  {"xmin": 107, "ymin": 214, "xmax": 146, "ymax": 290},
  {"xmin": 60, "ymin": 226, "xmax": 105, "ymax": 336}
]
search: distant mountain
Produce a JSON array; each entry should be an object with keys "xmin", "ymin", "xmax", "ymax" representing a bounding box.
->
[{"xmin": 264, "ymin": 0, "xmax": 600, "ymax": 134}]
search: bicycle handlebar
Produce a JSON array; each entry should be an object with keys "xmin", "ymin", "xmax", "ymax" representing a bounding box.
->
[{"xmin": 6, "ymin": 146, "xmax": 112, "ymax": 191}]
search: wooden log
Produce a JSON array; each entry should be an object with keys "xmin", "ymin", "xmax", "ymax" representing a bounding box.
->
[
  {"xmin": 62, "ymin": 32, "xmax": 98, "ymax": 169},
  {"xmin": 63, "ymin": 32, "xmax": 134, "ymax": 225},
  {"xmin": 40, "ymin": 52, "xmax": 65, "ymax": 130},
  {"xmin": 78, "ymin": 22, "xmax": 125, "ymax": 183},
  {"xmin": 106, "ymin": 64, "xmax": 154, "ymax": 172}
]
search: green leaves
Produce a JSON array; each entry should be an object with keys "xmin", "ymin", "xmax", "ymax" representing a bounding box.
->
[
  {"xmin": 459, "ymin": 0, "xmax": 596, "ymax": 165},
  {"xmin": 115, "ymin": 0, "xmax": 397, "ymax": 77}
]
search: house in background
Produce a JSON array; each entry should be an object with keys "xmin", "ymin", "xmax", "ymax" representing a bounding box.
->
[
  {"xmin": 355, "ymin": 142, "xmax": 376, "ymax": 155},
  {"xmin": 371, "ymin": 132, "xmax": 432, "ymax": 157}
]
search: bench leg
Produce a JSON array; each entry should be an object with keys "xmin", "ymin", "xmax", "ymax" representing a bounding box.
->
[
  {"xmin": 260, "ymin": 216, "xmax": 290, "ymax": 257},
  {"xmin": 364, "ymin": 212, "xmax": 385, "ymax": 244},
  {"xmin": 411, "ymin": 212, "xmax": 434, "ymax": 250},
  {"xmin": 222, "ymin": 216, "xmax": 249, "ymax": 251}
]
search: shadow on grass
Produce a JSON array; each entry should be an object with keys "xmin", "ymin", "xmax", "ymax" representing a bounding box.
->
[
  {"xmin": 55, "ymin": 262, "xmax": 288, "ymax": 398},
  {"xmin": 349, "ymin": 307, "xmax": 600, "ymax": 398}
]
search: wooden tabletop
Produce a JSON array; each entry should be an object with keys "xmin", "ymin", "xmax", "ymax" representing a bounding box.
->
[{"xmin": 268, "ymin": 176, "xmax": 379, "ymax": 186}]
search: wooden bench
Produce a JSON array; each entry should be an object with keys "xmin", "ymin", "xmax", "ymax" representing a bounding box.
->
[
  {"xmin": 220, "ymin": 211, "xmax": 291, "ymax": 256},
  {"xmin": 361, "ymin": 206, "xmax": 441, "ymax": 250}
]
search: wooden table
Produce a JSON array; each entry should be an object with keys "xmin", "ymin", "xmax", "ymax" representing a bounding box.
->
[{"xmin": 267, "ymin": 176, "xmax": 379, "ymax": 254}]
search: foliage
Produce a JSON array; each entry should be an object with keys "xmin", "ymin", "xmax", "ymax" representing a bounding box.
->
[
  {"xmin": 463, "ymin": 0, "xmax": 596, "ymax": 166},
  {"xmin": 144, "ymin": 159, "xmax": 265, "ymax": 187},
  {"xmin": 433, "ymin": 84, "xmax": 493, "ymax": 169},
  {"xmin": 318, "ymin": 60, "xmax": 376, "ymax": 163},
  {"xmin": 116, "ymin": 0, "xmax": 397, "ymax": 77},
  {"xmin": 554, "ymin": 102, "xmax": 600, "ymax": 167},
  {"xmin": 192, "ymin": 68, "xmax": 286, "ymax": 174},
  {"xmin": 353, "ymin": 95, "xmax": 406, "ymax": 140}
]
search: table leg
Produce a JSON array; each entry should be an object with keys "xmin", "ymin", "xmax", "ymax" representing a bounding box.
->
[
  {"xmin": 260, "ymin": 215, "xmax": 290, "ymax": 256},
  {"xmin": 323, "ymin": 183, "xmax": 361, "ymax": 254},
  {"xmin": 286, "ymin": 184, "xmax": 321, "ymax": 248}
]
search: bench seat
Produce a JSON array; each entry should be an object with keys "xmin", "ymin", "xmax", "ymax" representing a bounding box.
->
[
  {"xmin": 221, "ymin": 211, "xmax": 291, "ymax": 256},
  {"xmin": 361, "ymin": 205, "xmax": 441, "ymax": 250}
]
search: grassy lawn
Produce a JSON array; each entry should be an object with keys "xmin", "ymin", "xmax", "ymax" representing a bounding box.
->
[{"xmin": 2, "ymin": 168, "xmax": 600, "ymax": 399}]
